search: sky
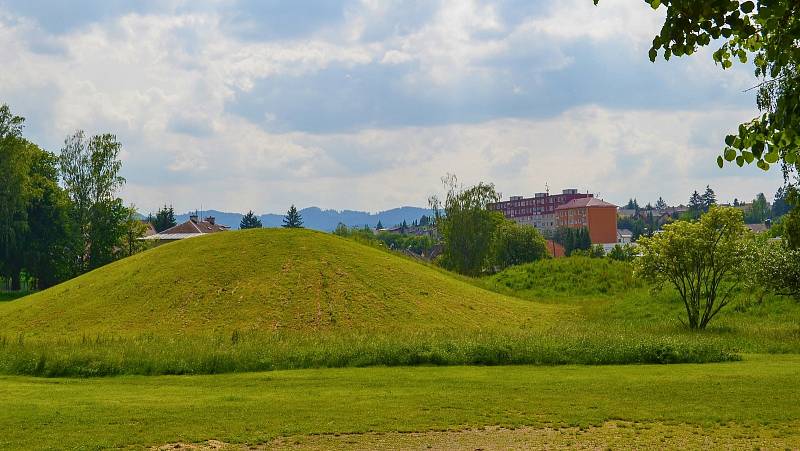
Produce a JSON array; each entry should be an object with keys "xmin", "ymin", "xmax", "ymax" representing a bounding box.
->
[{"xmin": 0, "ymin": 0, "xmax": 786, "ymax": 214}]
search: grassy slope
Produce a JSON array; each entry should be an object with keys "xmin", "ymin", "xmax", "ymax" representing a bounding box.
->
[
  {"xmin": 482, "ymin": 257, "xmax": 800, "ymax": 353},
  {"xmin": 0, "ymin": 229, "xmax": 560, "ymax": 338},
  {"xmin": 0, "ymin": 355, "xmax": 798, "ymax": 449}
]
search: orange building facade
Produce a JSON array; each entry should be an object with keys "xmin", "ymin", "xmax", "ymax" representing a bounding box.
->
[{"xmin": 555, "ymin": 198, "xmax": 618, "ymax": 244}]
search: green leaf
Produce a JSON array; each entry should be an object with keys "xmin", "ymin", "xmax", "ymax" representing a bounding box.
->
[
  {"xmin": 649, "ymin": 48, "xmax": 657, "ymax": 62},
  {"xmin": 650, "ymin": 0, "xmax": 661, "ymax": 9},
  {"xmin": 736, "ymin": 156, "xmax": 744, "ymax": 167},
  {"xmin": 725, "ymin": 135, "xmax": 735, "ymax": 146},
  {"xmin": 717, "ymin": 156, "xmax": 724, "ymax": 168},
  {"xmin": 764, "ymin": 151, "xmax": 780, "ymax": 164},
  {"xmin": 757, "ymin": 160, "xmax": 769, "ymax": 171},
  {"xmin": 724, "ymin": 147, "xmax": 736, "ymax": 161},
  {"xmin": 742, "ymin": 151, "xmax": 754, "ymax": 164},
  {"xmin": 740, "ymin": 1, "xmax": 755, "ymax": 13}
]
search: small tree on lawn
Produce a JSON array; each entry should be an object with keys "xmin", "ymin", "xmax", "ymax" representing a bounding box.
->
[
  {"xmin": 239, "ymin": 210, "xmax": 262, "ymax": 229},
  {"xmin": 282, "ymin": 205, "xmax": 303, "ymax": 228},
  {"xmin": 635, "ymin": 206, "xmax": 749, "ymax": 330}
]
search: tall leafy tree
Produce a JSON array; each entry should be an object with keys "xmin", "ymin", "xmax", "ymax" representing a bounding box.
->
[
  {"xmin": 151, "ymin": 205, "xmax": 177, "ymax": 232},
  {"xmin": 282, "ymin": 205, "xmax": 304, "ymax": 228},
  {"xmin": 59, "ymin": 131, "xmax": 130, "ymax": 272},
  {"xmin": 239, "ymin": 210, "xmax": 263, "ymax": 229},
  {"xmin": 22, "ymin": 143, "xmax": 77, "ymax": 287},
  {"xmin": 745, "ymin": 193, "xmax": 770, "ymax": 224},
  {"xmin": 0, "ymin": 105, "xmax": 29, "ymax": 288},
  {"xmin": 655, "ymin": 197, "xmax": 668, "ymax": 210},
  {"xmin": 773, "ymin": 186, "xmax": 791, "ymax": 217},
  {"xmin": 430, "ymin": 174, "xmax": 502, "ymax": 276}
]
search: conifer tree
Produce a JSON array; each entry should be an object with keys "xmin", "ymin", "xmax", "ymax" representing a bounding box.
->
[
  {"xmin": 702, "ymin": 185, "xmax": 717, "ymax": 212},
  {"xmin": 151, "ymin": 205, "xmax": 176, "ymax": 232},
  {"xmin": 239, "ymin": 210, "xmax": 262, "ymax": 229},
  {"xmin": 655, "ymin": 197, "xmax": 668, "ymax": 210},
  {"xmin": 376, "ymin": 220, "xmax": 383, "ymax": 230},
  {"xmin": 282, "ymin": 205, "xmax": 303, "ymax": 228}
]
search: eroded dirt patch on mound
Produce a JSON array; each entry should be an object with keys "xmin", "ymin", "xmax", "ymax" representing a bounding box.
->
[{"xmin": 153, "ymin": 421, "xmax": 800, "ymax": 450}]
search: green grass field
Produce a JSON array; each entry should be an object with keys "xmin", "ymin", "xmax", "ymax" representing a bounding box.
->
[
  {"xmin": 2, "ymin": 230, "xmax": 800, "ymax": 448},
  {"xmin": 1, "ymin": 355, "xmax": 798, "ymax": 449},
  {"xmin": 0, "ymin": 229, "xmax": 760, "ymax": 376}
]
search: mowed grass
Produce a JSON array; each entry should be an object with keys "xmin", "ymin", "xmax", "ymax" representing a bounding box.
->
[
  {"xmin": 0, "ymin": 229, "xmax": 552, "ymax": 337},
  {"xmin": 0, "ymin": 355, "xmax": 798, "ymax": 449}
]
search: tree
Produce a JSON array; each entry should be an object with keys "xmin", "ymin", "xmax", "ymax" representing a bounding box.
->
[
  {"xmin": 239, "ymin": 210, "xmax": 263, "ymax": 229},
  {"xmin": 59, "ymin": 131, "xmax": 128, "ymax": 272},
  {"xmin": 608, "ymin": 244, "xmax": 637, "ymax": 262},
  {"xmin": 120, "ymin": 206, "xmax": 149, "ymax": 258},
  {"xmin": 400, "ymin": 220, "xmax": 408, "ymax": 234},
  {"xmin": 655, "ymin": 197, "xmax": 668, "ymax": 210},
  {"xmin": 636, "ymin": 207, "xmax": 750, "ymax": 330},
  {"xmin": 688, "ymin": 190, "xmax": 704, "ymax": 218},
  {"xmin": 745, "ymin": 238, "xmax": 800, "ymax": 300},
  {"xmin": 784, "ymin": 186, "xmax": 800, "ymax": 249},
  {"xmin": 376, "ymin": 220, "xmax": 384, "ymax": 229},
  {"xmin": 151, "ymin": 205, "xmax": 177, "ymax": 232},
  {"xmin": 773, "ymin": 186, "xmax": 791, "ymax": 217},
  {"xmin": 553, "ymin": 226, "xmax": 592, "ymax": 256},
  {"xmin": 22, "ymin": 144, "xmax": 78, "ymax": 287},
  {"xmin": 282, "ymin": 205, "xmax": 304, "ymax": 228},
  {"xmin": 418, "ymin": 215, "xmax": 430, "ymax": 227},
  {"xmin": 702, "ymin": 185, "xmax": 717, "ymax": 212},
  {"xmin": 593, "ymin": 0, "xmax": 800, "ymax": 176},
  {"xmin": 429, "ymin": 174, "xmax": 502, "ymax": 276},
  {"xmin": 745, "ymin": 193, "xmax": 770, "ymax": 224},
  {"xmin": 490, "ymin": 220, "xmax": 548, "ymax": 270},
  {"xmin": 0, "ymin": 105, "xmax": 30, "ymax": 289},
  {"xmin": 625, "ymin": 198, "xmax": 639, "ymax": 210}
]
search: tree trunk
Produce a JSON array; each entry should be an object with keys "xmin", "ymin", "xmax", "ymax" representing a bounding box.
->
[{"xmin": 10, "ymin": 271, "xmax": 20, "ymax": 291}]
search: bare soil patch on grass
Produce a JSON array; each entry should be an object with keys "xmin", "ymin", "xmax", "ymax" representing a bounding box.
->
[{"xmin": 155, "ymin": 421, "xmax": 800, "ymax": 450}]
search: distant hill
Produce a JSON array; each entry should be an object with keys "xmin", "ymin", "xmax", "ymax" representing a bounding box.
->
[{"xmin": 176, "ymin": 206, "xmax": 433, "ymax": 231}]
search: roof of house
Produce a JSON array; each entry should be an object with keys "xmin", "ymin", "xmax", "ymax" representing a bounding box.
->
[
  {"xmin": 161, "ymin": 218, "xmax": 229, "ymax": 234},
  {"xmin": 143, "ymin": 217, "xmax": 229, "ymax": 240},
  {"xmin": 617, "ymin": 228, "xmax": 633, "ymax": 237},
  {"xmin": 556, "ymin": 198, "xmax": 618, "ymax": 210}
]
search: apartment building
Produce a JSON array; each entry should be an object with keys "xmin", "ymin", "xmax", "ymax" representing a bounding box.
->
[
  {"xmin": 487, "ymin": 189, "xmax": 593, "ymax": 234},
  {"xmin": 555, "ymin": 198, "xmax": 618, "ymax": 244}
]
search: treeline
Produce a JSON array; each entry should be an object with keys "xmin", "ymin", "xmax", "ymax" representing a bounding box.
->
[
  {"xmin": 333, "ymin": 224, "xmax": 436, "ymax": 256},
  {"xmin": 0, "ymin": 104, "xmax": 145, "ymax": 290}
]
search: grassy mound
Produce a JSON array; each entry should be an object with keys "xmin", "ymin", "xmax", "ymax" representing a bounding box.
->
[
  {"xmin": 0, "ymin": 229, "xmax": 555, "ymax": 338},
  {"xmin": 0, "ymin": 231, "xmax": 739, "ymax": 376},
  {"xmin": 482, "ymin": 257, "xmax": 643, "ymax": 300}
]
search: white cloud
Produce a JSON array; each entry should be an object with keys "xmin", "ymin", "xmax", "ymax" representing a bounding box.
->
[{"xmin": 0, "ymin": 1, "xmax": 780, "ymax": 216}]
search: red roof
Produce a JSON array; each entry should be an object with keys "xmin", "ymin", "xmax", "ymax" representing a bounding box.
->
[{"xmin": 555, "ymin": 198, "xmax": 617, "ymax": 210}]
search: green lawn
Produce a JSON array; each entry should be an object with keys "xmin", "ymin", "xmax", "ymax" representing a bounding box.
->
[{"xmin": 1, "ymin": 354, "xmax": 798, "ymax": 449}]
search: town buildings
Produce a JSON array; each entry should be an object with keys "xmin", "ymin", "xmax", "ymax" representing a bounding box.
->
[
  {"xmin": 555, "ymin": 197, "xmax": 618, "ymax": 244},
  {"xmin": 488, "ymin": 189, "xmax": 593, "ymax": 234}
]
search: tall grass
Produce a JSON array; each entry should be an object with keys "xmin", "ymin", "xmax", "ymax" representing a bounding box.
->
[{"xmin": 0, "ymin": 329, "xmax": 738, "ymax": 377}]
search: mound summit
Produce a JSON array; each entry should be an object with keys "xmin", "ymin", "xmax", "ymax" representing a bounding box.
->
[{"xmin": 0, "ymin": 229, "xmax": 553, "ymax": 338}]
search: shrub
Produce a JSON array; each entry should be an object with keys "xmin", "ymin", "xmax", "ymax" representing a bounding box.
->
[{"xmin": 490, "ymin": 220, "xmax": 548, "ymax": 270}]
